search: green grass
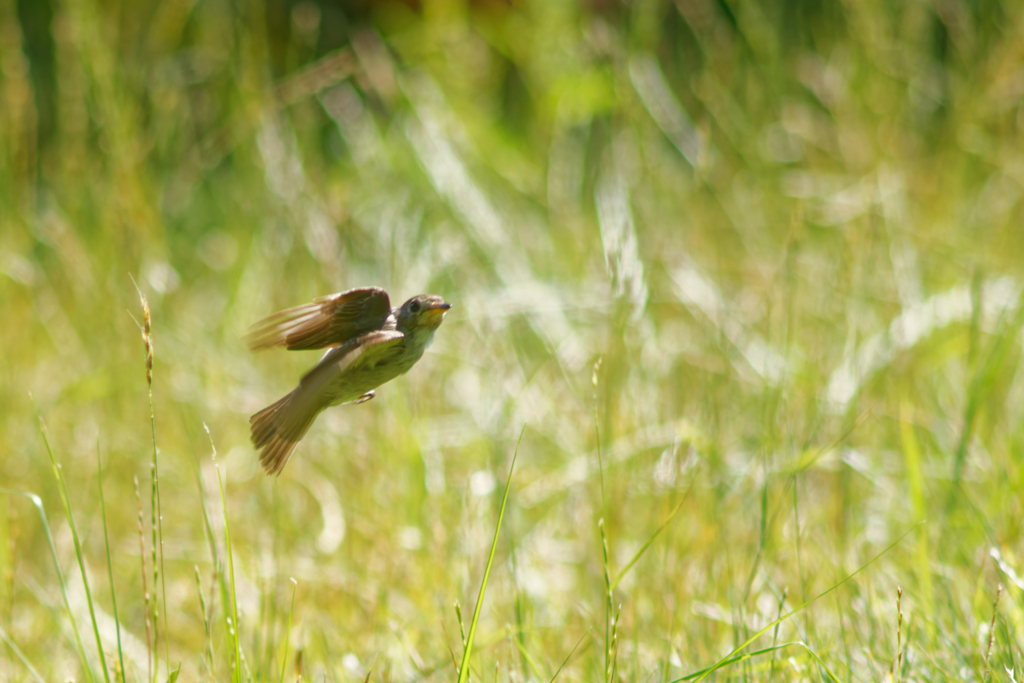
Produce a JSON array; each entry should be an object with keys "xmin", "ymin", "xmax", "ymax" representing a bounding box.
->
[{"xmin": 2, "ymin": 0, "xmax": 1024, "ymax": 681}]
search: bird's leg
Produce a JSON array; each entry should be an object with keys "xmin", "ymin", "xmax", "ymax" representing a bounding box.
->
[{"xmin": 354, "ymin": 391, "xmax": 375, "ymax": 404}]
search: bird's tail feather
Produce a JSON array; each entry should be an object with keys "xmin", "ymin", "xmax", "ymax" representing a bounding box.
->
[{"xmin": 250, "ymin": 390, "xmax": 320, "ymax": 475}]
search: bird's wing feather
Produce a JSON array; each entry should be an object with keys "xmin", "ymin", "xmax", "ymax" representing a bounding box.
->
[
  {"xmin": 298, "ymin": 330, "xmax": 405, "ymax": 386},
  {"xmin": 246, "ymin": 287, "xmax": 392, "ymax": 351}
]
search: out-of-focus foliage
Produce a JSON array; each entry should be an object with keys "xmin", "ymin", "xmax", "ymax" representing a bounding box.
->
[{"xmin": 2, "ymin": 0, "xmax": 1024, "ymax": 680}]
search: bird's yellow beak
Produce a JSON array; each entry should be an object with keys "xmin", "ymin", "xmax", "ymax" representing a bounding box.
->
[{"xmin": 425, "ymin": 303, "xmax": 451, "ymax": 319}]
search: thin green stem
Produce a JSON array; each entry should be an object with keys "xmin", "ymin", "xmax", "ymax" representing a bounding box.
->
[
  {"xmin": 0, "ymin": 624, "xmax": 45, "ymax": 683},
  {"xmin": 0, "ymin": 490, "xmax": 94, "ymax": 682},
  {"xmin": 456, "ymin": 428, "xmax": 523, "ymax": 683},
  {"xmin": 207, "ymin": 424, "xmax": 242, "ymax": 683},
  {"xmin": 599, "ymin": 519, "xmax": 612, "ymax": 683},
  {"xmin": 32, "ymin": 403, "xmax": 108, "ymax": 683},
  {"xmin": 279, "ymin": 578, "xmax": 297, "ymax": 683},
  {"xmin": 97, "ymin": 446, "xmax": 126, "ymax": 682}
]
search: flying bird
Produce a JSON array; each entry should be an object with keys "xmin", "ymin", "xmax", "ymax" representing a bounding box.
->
[{"xmin": 247, "ymin": 287, "xmax": 451, "ymax": 475}]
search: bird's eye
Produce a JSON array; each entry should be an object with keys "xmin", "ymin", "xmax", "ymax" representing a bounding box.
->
[{"xmin": 410, "ymin": 301, "xmax": 421, "ymax": 313}]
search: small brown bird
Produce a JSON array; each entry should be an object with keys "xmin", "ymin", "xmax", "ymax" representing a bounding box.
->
[{"xmin": 247, "ymin": 287, "xmax": 451, "ymax": 475}]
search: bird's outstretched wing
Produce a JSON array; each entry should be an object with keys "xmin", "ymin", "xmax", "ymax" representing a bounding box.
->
[
  {"xmin": 299, "ymin": 329, "xmax": 406, "ymax": 386},
  {"xmin": 246, "ymin": 287, "xmax": 392, "ymax": 351}
]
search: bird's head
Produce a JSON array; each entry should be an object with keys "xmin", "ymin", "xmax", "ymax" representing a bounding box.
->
[{"xmin": 396, "ymin": 295, "xmax": 451, "ymax": 337}]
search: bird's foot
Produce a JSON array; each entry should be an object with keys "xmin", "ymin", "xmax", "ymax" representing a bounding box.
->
[{"xmin": 354, "ymin": 391, "xmax": 375, "ymax": 404}]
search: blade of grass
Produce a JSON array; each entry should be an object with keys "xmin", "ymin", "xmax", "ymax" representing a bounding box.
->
[
  {"xmin": 507, "ymin": 627, "xmax": 545, "ymax": 681},
  {"xmin": 609, "ymin": 488, "xmax": 690, "ymax": 592},
  {"xmin": 740, "ymin": 449, "xmax": 771, "ymax": 607},
  {"xmin": 0, "ymin": 488, "xmax": 94, "ymax": 683},
  {"xmin": 150, "ymin": 458, "xmax": 160, "ymax": 683},
  {"xmin": 135, "ymin": 476, "xmax": 152, "ymax": 682},
  {"xmin": 549, "ymin": 631, "xmax": 588, "ymax": 683},
  {"xmin": 32, "ymin": 401, "xmax": 110, "ymax": 683},
  {"xmin": 0, "ymin": 623, "xmax": 46, "ymax": 683},
  {"xmin": 456, "ymin": 428, "xmax": 522, "ymax": 683},
  {"xmin": 194, "ymin": 565, "xmax": 215, "ymax": 679},
  {"xmin": 96, "ymin": 445, "xmax": 126, "ymax": 683},
  {"xmin": 206, "ymin": 424, "xmax": 242, "ymax": 683},
  {"xmin": 793, "ymin": 465, "xmax": 809, "ymax": 642},
  {"xmin": 279, "ymin": 578, "xmax": 297, "ymax": 683},
  {"xmin": 790, "ymin": 409, "xmax": 871, "ymax": 474},
  {"xmin": 609, "ymin": 602, "xmax": 621, "ymax": 683},
  {"xmin": 594, "ymin": 358, "xmax": 609, "ymax": 679},
  {"xmin": 899, "ymin": 402, "xmax": 934, "ymax": 645},
  {"xmin": 599, "ymin": 519, "xmax": 612, "ymax": 683},
  {"xmin": 670, "ymin": 641, "xmax": 840, "ymax": 683},
  {"xmin": 593, "ymin": 358, "xmax": 606, "ymax": 514},
  {"xmin": 183, "ymin": 414, "xmax": 234, "ymax": 658},
  {"xmin": 767, "ymin": 588, "xmax": 788, "ymax": 680},
  {"xmin": 689, "ymin": 523, "xmax": 920, "ymax": 682},
  {"xmin": 454, "ymin": 600, "xmax": 466, "ymax": 650}
]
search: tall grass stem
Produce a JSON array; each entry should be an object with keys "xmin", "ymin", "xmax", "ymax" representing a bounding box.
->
[
  {"xmin": 207, "ymin": 424, "xmax": 242, "ymax": 683},
  {"xmin": 96, "ymin": 446, "xmax": 126, "ymax": 682},
  {"xmin": 456, "ymin": 428, "xmax": 522, "ymax": 683},
  {"xmin": 32, "ymin": 403, "xmax": 110, "ymax": 683}
]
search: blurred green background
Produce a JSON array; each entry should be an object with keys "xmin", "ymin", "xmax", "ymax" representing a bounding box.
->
[{"xmin": 3, "ymin": 0, "xmax": 1024, "ymax": 680}]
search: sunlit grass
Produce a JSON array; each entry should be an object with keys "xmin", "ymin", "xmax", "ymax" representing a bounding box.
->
[{"xmin": 2, "ymin": 0, "xmax": 1024, "ymax": 681}]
